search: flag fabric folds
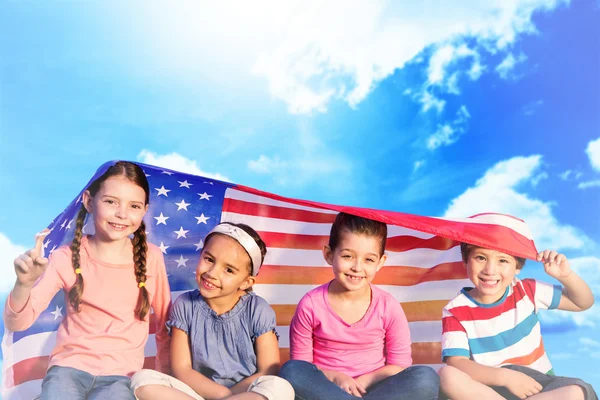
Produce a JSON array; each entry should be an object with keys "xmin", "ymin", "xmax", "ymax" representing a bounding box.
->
[{"xmin": 1, "ymin": 160, "xmax": 538, "ymax": 399}]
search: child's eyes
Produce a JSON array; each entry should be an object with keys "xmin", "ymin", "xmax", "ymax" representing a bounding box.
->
[
  {"xmin": 203, "ymin": 256, "xmax": 214, "ymax": 263},
  {"xmin": 131, "ymin": 204, "xmax": 143, "ymax": 210},
  {"xmin": 366, "ymin": 258, "xmax": 376, "ymax": 263},
  {"xmin": 225, "ymin": 268, "xmax": 235, "ymax": 274},
  {"xmin": 341, "ymin": 254, "xmax": 352, "ymax": 259},
  {"xmin": 104, "ymin": 199, "xmax": 116, "ymax": 205}
]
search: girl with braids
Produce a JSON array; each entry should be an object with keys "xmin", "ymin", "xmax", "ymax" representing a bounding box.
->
[
  {"xmin": 131, "ymin": 222, "xmax": 294, "ymax": 400},
  {"xmin": 4, "ymin": 161, "xmax": 171, "ymax": 400}
]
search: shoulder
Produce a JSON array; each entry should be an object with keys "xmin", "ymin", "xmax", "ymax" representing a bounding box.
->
[
  {"xmin": 47, "ymin": 244, "xmax": 73, "ymax": 271},
  {"xmin": 146, "ymin": 242, "xmax": 165, "ymax": 261},
  {"xmin": 298, "ymin": 283, "xmax": 327, "ymax": 309},
  {"xmin": 173, "ymin": 290, "xmax": 200, "ymax": 308},
  {"xmin": 372, "ymin": 285, "xmax": 401, "ymax": 310},
  {"xmin": 443, "ymin": 290, "xmax": 472, "ymax": 314},
  {"xmin": 246, "ymin": 293, "xmax": 274, "ymax": 313}
]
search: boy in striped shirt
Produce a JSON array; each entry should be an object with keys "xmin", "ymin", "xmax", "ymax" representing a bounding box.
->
[{"xmin": 439, "ymin": 242, "xmax": 596, "ymax": 400}]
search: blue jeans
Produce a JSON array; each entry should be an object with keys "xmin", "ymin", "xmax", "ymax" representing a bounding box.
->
[
  {"xmin": 40, "ymin": 365, "xmax": 135, "ymax": 400},
  {"xmin": 279, "ymin": 360, "xmax": 440, "ymax": 400}
]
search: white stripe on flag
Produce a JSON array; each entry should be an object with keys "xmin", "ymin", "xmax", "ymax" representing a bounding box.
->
[
  {"xmin": 253, "ymin": 280, "xmax": 470, "ymax": 305},
  {"xmin": 224, "ymin": 189, "xmax": 338, "ymax": 214},
  {"xmin": 264, "ymin": 247, "xmax": 461, "ymax": 268},
  {"xmin": 439, "ymin": 214, "xmax": 533, "ymax": 240},
  {"xmin": 222, "ymin": 212, "xmax": 332, "ymax": 235}
]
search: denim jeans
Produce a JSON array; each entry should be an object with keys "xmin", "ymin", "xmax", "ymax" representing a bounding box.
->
[
  {"xmin": 40, "ymin": 365, "xmax": 135, "ymax": 400},
  {"xmin": 279, "ymin": 360, "xmax": 440, "ymax": 400}
]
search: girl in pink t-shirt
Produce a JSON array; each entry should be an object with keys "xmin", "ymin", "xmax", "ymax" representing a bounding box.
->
[
  {"xmin": 280, "ymin": 212, "xmax": 440, "ymax": 400},
  {"xmin": 4, "ymin": 161, "xmax": 171, "ymax": 400}
]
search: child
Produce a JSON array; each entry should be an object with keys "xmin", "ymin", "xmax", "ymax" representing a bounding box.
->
[
  {"xmin": 439, "ymin": 229, "xmax": 597, "ymax": 400},
  {"xmin": 131, "ymin": 222, "xmax": 295, "ymax": 400},
  {"xmin": 4, "ymin": 161, "xmax": 171, "ymax": 399},
  {"xmin": 279, "ymin": 212, "xmax": 440, "ymax": 400}
]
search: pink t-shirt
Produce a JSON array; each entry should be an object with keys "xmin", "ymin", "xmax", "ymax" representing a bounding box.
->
[
  {"xmin": 4, "ymin": 235, "xmax": 171, "ymax": 377},
  {"xmin": 289, "ymin": 281, "xmax": 412, "ymax": 377}
]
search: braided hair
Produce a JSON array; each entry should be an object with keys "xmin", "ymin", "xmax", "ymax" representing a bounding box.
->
[{"xmin": 68, "ymin": 161, "xmax": 151, "ymax": 320}]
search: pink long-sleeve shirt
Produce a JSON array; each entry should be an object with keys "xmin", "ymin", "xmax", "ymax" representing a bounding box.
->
[
  {"xmin": 289, "ymin": 282, "xmax": 412, "ymax": 378},
  {"xmin": 4, "ymin": 235, "xmax": 171, "ymax": 377}
]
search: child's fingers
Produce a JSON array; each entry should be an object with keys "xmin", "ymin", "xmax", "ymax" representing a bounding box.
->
[
  {"xmin": 555, "ymin": 253, "xmax": 566, "ymax": 265},
  {"xmin": 14, "ymin": 255, "xmax": 32, "ymax": 274},
  {"xmin": 33, "ymin": 229, "xmax": 50, "ymax": 259},
  {"xmin": 356, "ymin": 382, "xmax": 367, "ymax": 395}
]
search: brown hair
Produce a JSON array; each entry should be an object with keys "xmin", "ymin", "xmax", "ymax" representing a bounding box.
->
[
  {"xmin": 69, "ymin": 161, "xmax": 151, "ymax": 320},
  {"xmin": 203, "ymin": 222, "xmax": 267, "ymax": 275},
  {"xmin": 328, "ymin": 212, "xmax": 387, "ymax": 256},
  {"xmin": 460, "ymin": 242, "xmax": 526, "ymax": 270}
]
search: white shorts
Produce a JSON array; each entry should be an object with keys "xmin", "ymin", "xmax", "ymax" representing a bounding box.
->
[{"xmin": 130, "ymin": 369, "xmax": 294, "ymax": 400}]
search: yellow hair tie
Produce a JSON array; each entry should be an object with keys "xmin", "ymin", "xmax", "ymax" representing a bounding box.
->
[
  {"xmin": 138, "ymin": 282, "xmax": 146, "ymax": 288},
  {"xmin": 75, "ymin": 268, "xmax": 82, "ymax": 274}
]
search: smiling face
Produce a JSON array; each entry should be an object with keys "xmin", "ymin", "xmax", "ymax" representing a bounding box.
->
[
  {"xmin": 324, "ymin": 229, "xmax": 387, "ymax": 293},
  {"xmin": 196, "ymin": 233, "xmax": 254, "ymax": 306},
  {"xmin": 83, "ymin": 175, "xmax": 148, "ymax": 244},
  {"xmin": 464, "ymin": 246, "xmax": 520, "ymax": 304}
]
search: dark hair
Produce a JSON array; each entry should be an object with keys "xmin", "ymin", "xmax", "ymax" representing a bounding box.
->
[
  {"xmin": 328, "ymin": 212, "xmax": 387, "ymax": 255},
  {"xmin": 204, "ymin": 222, "xmax": 267, "ymax": 276},
  {"xmin": 69, "ymin": 161, "xmax": 151, "ymax": 320},
  {"xmin": 460, "ymin": 242, "xmax": 526, "ymax": 270}
]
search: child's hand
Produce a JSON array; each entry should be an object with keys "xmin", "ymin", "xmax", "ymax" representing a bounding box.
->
[
  {"xmin": 13, "ymin": 230, "xmax": 50, "ymax": 288},
  {"xmin": 502, "ymin": 369, "xmax": 543, "ymax": 399},
  {"xmin": 537, "ymin": 250, "xmax": 571, "ymax": 279},
  {"xmin": 324, "ymin": 370, "xmax": 367, "ymax": 397}
]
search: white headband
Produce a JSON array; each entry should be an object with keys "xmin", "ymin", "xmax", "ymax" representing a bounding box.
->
[{"xmin": 207, "ymin": 223, "xmax": 263, "ymax": 276}]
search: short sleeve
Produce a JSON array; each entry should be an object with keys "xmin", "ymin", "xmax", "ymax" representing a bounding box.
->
[
  {"xmin": 522, "ymin": 278, "xmax": 562, "ymax": 312},
  {"xmin": 289, "ymin": 293, "xmax": 315, "ymax": 362},
  {"xmin": 166, "ymin": 291, "xmax": 193, "ymax": 335},
  {"xmin": 249, "ymin": 295, "xmax": 278, "ymax": 341},
  {"xmin": 441, "ymin": 308, "xmax": 470, "ymax": 361},
  {"xmin": 382, "ymin": 297, "xmax": 412, "ymax": 367}
]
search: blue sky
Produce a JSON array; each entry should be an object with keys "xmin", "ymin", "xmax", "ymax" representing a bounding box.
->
[{"xmin": 1, "ymin": 0, "xmax": 599, "ymax": 393}]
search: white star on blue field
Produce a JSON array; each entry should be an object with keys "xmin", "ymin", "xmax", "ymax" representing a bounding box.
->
[{"xmin": 1, "ymin": 0, "xmax": 599, "ymax": 394}]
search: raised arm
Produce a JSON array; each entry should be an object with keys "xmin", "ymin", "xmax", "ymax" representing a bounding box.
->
[{"xmin": 537, "ymin": 250, "xmax": 594, "ymax": 311}]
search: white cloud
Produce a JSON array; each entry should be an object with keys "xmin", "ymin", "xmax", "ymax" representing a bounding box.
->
[
  {"xmin": 426, "ymin": 105, "xmax": 471, "ymax": 150},
  {"xmin": 137, "ymin": 150, "xmax": 231, "ymax": 182},
  {"xmin": 578, "ymin": 180, "xmax": 600, "ymax": 189},
  {"xmin": 413, "ymin": 160, "xmax": 426, "ymax": 174},
  {"xmin": 580, "ymin": 337, "xmax": 600, "ymax": 347},
  {"xmin": 443, "ymin": 155, "xmax": 591, "ymax": 250},
  {"xmin": 0, "ymin": 233, "xmax": 26, "ymax": 294},
  {"xmin": 531, "ymin": 171, "xmax": 548, "ymax": 186},
  {"xmin": 112, "ymin": 0, "xmax": 568, "ymax": 114},
  {"xmin": 247, "ymin": 155, "xmax": 287, "ymax": 174},
  {"xmin": 522, "ymin": 99, "xmax": 544, "ymax": 116},
  {"xmin": 419, "ymin": 91, "xmax": 446, "ymax": 114},
  {"xmin": 559, "ymin": 170, "xmax": 573, "ymax": 180},
  {"xmin": 496, "ymin": 52, "xmax": 528, "ymax": 79},
  {"xmin": 585, "ymin": 137, "xmax": 600, "ymax": 171}
]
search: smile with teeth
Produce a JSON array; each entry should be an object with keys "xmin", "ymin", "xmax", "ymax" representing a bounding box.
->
[
  {"xmin": 345, "ymin": 274, "xmax": 364, "ymax": 282},
  {"xmin": 479, "ymin": 278, "xmax": 500, "ymax": 287},
  {"xmin": 109, "ymin": 222, "xmax": 128, "ymax": 230},
  {"xmin": 201, "ymin": 277, "xmax": 219, "ymax": 290}
]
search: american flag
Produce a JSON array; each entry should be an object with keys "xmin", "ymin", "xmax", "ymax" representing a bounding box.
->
[{"xmin": 1, "ymin": 160, "xmax": 538, "ymax": 399}]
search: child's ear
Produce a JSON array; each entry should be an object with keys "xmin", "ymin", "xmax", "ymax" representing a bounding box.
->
[
  {"xmin": 376, "ymin": 254, "xmax": 387, "ymax": 272},
  {"xmin": 515, "ymin": 268, "xmax": 521, "ymax": 275},
  {"xmin": 240, "ymin": 275, "xmax": 256, "ymax": 291},
  {"xmin": 82, "ymin": 190, "xmax": 93, "ymax": 213},
  {"xmin": 323, "ymin": 245, "xmax": 334, "ymax": 266}
]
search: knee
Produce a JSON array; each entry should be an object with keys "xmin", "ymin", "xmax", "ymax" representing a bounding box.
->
[
  {"xmin": 133, "ymin": 385, "xmax": 153, "ymax": 400},
  {"xmin": 405, "ymin": 365, "xmax": 440, "ymax": 392},
  {"xmin": 250, "ymin": 375, "xmax": 295, "ymax": 400},
  {"xmin": 279, "ymin": 359, "xmax": 312, "ymax": 380},
  {"xmin": 563, "ymin": 384, "xmax": 586, "ymax": 400}
]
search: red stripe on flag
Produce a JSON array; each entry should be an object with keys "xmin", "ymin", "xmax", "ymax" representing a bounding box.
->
[
  {"xmin": 259, "ymin": 231, "xmax": 458, "ymax": 252},
  {"xmin": 223, "ymin": 199, "xmax": 336, "ymax": 223},
  {"xmin": 6, "ymin": 356, "xmax": 49, "ymax": 388},
  {"xmin": 257, "ymin": 262, "xmax": 466, "ymax": 285}
]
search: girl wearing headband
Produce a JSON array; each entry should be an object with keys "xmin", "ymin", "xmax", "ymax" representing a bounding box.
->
[{"xmin": 131, "ymin": 222, "xmax": 294, "ymax": 400}]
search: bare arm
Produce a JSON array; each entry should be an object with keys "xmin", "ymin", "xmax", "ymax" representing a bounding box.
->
[
  {"xmin": 230, "ymin": 331, "xmax": 280, "ymax": 394},
  {"xmin": 537, "ymin": 250, "xmax": 594, "ymax": 311},
  {"xmin": 170, "ymin": 327, "xmax": 232, "ymax": 400},
  {"xmin": 446, "ymin": 356, "xmax": 507, "ymax": 387}
]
